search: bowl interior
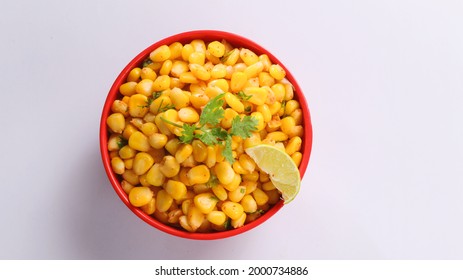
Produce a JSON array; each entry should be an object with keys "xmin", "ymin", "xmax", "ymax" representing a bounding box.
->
[{"xmin": 100, "ymin": 30, "xmax": 313, "ymax": 240}]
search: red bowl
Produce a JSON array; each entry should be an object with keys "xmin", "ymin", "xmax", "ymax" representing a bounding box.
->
[{"xmin": 100, "ymin": 30, "xmax": 313, "ymax": 239}]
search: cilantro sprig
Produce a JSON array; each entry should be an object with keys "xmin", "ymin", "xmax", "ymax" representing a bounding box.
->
[{"xmin": 162, "ymin": 93, "xmax": 258, "ymax": 164}]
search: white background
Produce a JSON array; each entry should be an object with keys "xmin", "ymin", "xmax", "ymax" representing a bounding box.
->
[{"xmin": 0, "ymin": 0, "xmax": 462, "ymax": 260}]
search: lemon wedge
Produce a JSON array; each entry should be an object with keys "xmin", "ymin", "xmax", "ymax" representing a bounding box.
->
[{"xmin": 245, "ymin": 144, "xmax": 301, "ymax": 204}]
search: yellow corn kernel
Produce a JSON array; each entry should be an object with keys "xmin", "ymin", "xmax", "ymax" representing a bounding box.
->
[
  {"xmin": 139, "ymin": 66, "xmax": 156, "ymax": 81},
  {"xmin": 149, "ymin": 95, "xmax": 170, "ymax": 114},
  {"xmin": 266, "ymin": 189, "xmax": 281, "ymax": 205},
  {"xmin": 190, "ymin": 92, "xmax": 209, "ymax": 109},
  {"xmin": 167, "ymin": 208, "xmax": 183, "ymax": 224},
  {"xmin": 192, "ymin": 183, "xmax": 209, "ymax": 194},
  {"xmin": 166, "ymin": 87, "xmax": 188, "ymax": 110},
  {"xmin": 170, "ymin": 77, "xmax": 184, "ymax": 89},
  {"xmin": 169, "ymin": 42, "xmax": 183, "ymax": 60},
  {"xmin": 244, "ymin": 61, "xmax": 264, "ymax": 78},
  {"xmin": 110, "ymin": 157, "xmax": 125, "ymax": 175},
  {"xmin": 178, "ymin": 107, "xmax": 199, "ymax": 123},
  {"xmin": 239, "ymin": 154, "xmax": 256, "ymax": 174},
  {"xmin": 271, "ymin": 83, "xmax": 286, "ymax": 102},
  {"xmin": 156, "ymin": 189, "xmax": 173, "ymax": 212},
  {"xmin": 191, "ymin": 140, "xmax": 207, "ymax": 163},
  {"xmin": 193, "ymin": 192, "xmax": 218, "ymax": 214},
  {"xmin": 179, "ymin": 215, "xmax": 194, "ymax": 232},
  {"xmin": 208, "ymin": 78, "xmax": 229, "ymax": 93},
  {"xmin": 106, "ymin": 113, "xmax": 125, "ymax": 133},
  {"xmin": 223, "ymin": 48, "xmax": 240, "ymax": 66},
  {"xmin": 140, "ymin": 122, "xmax": 157, "ymax": 136},
  {"xmin": 124, "ymin": 158, "xmax": 133, "ymax": 169},
  {"xmin": 149, "ymin": 45, "xmax": 171, "ymax": 62},
  {"xmin": 179, "ymin": 72, "xmax": 199, "ymax": 84},
  {"xmin": 231, "ymin": 212, "xmax": 246, "ymax": 228},
  {"xmin": 224, "ymin": 92, "xmax": 244, "ymax": 113},
  {"xmin": 250, "ymin": 111, "xmax": 265, "ymax": 131},
  {"xmin": 252, "ymin": 188, "xmax": 269, "ymax": 206},
  {"xmin": 175, "ymin": 144, "xmax": 193, "ymax": 164},
  {"xmin": 128, "ymin": 186, "xmax": 153, "ymax": 207},
  {"xmin": 132, "ymin": 152, "xmax": 154, "ymax": 175},
  {"xmin": 165, "ymin": 138, "xmax": 180, "ymax": 155},
  {"xmin": 158, "ymin": 60, "xmax": 172, "ymax": 76},
  {"xmin": 121, "ymin": 180, "xmax": 134, "ymax": 194},
  {"xmin": 128, "ymin": 94, "xmax": 149, "ymax": 118},
  {"xmin": 244, "ymin": 87, "xmax": 267, "ymax": 105},
  {"xmin": 259, "ymin": 170, "xmax": 270, "ymax": 183},
  {"xmin": 221, "ymin": 108, "xmax": 239, "ymax": 129},
  {"xmin": 205, "ymin": 51, "xmax": 221, "ymax": 64},
  {"xmin": 291, "ymin": 152, "xmax": 302, "ymax": 167},
  {"xmin": 210, "ymin": 64, "xmax": 227, "ymax": 79},
  {"xmin": 165, "ymin": 180, "xmax": 187, "ymax": 201},
  {"xmin": 207, "ymin": 210, "xmax": 227, "ymax": 226},
  {"xmin": 242, "ymin": 180, "xmax": 258, "ymax": 194},
  {"xmin": 268, "ymin": 101, "xmax": 282, "ymax": 116},
  {"xmin": 230, "ymin": 72, "xmax": 247, "ymax": 93},
  {"xmin": 285, "ymin": 100, "xmax": 300, "ymax": 116},
  {"xmin": 187, "ymin": 165, "xmax": 210, "ymax": 185},
  {"xmin": 291, "ymin": 108, "xmax": 303, "ymax": 125},
  {"xmin": 129, "ymin": 118, "xmax": 144, "ymax": 129},
  {"xmin": 128, "ymin": 131, "xmax": 150, "ymax": 152},
  {"xmin": 212, "ymin": 184, "xmax": 228, "ymax": 201},
  {"xmin": 259, "ymin": 54, "xmax": 271, "ymax": 71},
  {"xmin": 258, "ymin": 72, "xmax": 275, "ymax": 87},
  {"xmin": 127, "ymin": 67, "xmax": 141, "ymax": 82},
  {"xmin": 284, "ymin": 83, "xmax": 294, "ymax": 101},
  {"xmin": 190, "ymin": 39, "xmax": 206, "ymax": 53},
  {"xmin": 242, "ymin": 171, "xmax": 259, "ymax": 183},
  {"xmin": 240, "ymin": 48, "xmax": 259, "ymax": 66},
  {"xmin": 262, "ymin": 181, "xmax": 276, "ymax": 191},
  {"xmin": 269, "ymin": 64, "xmax": 286, "ymax": 80},
  {"xmin": 215, "ymin": 161, "xmax": 235, "ymax": 185},
  {"xmin": 215, "ymin": 145, "xmax": 225, "ymax": 163},
  {"xmin": 107, "ymin": 134, "xmax": 122, "ymax": 152},
  {"xmin": 170, "ymin": 60, "xmax": 189, "ymax": 78},
  {"xmin": 205, "ymin": 146, "xmax": 217, "ymax": 168},
  {"xmin": 232, "ymin": 159, "xmax": 247, "ymax": 175},
  {"xmin": 152, "ymin": 75, "xmax": 171, "ymax": 92},
  {"xmin": 228, "ymin": 186, "xmax": 246, "ymax": 203},
  {"xmin": 281, "ymin": 116, "xmax": 296, "ymax": 135},
  {"xmin": 262, "ymin": 85, "xmax": 276, "ymax": 105},
  {"xmin": 181, "ymin": 43, "xmax": 194, "ymax": 60},
  {"xmin": 233, "ymin": 62, "xmax": 246, "ymax": 72},
  {"xmin": 187, "ymin": 206, "xmax": 205, "ymax": 231},
  {"xmin": 111, "ymin": 100, "xmax": 129, "ymax": 116},
  {"xmin": 286, "ymin": 136, "xmax": 302, "ymax": 156},
  {"xmin": 189, "ymin": 63, "xmax": 210, "ymax": 80},
  {"xmin": 145, "ymin": 163, "xmax": 165, "ymax": 186},
  {"xmin": 207, "ymin": 41, "xmax": 225, "ymax": 57},
  {"xmin": 221, "ymin": 201, "xmax": 244, "ymax": 220},
  {"xmin": 119, "ymin": 81, "xmax": 137, "ymax": 96},
  {"xmin": 140, "ymin": 198, "xmax": 156, "ymax": 215},
  {"xmin": 181, "ymin": 199, "xmax": 193, "ymax": 216},
  {"xmin": 162, "ymin": 109, "xmax": 180, "ymax": 133},
  {"xmin": 289, "ymin": 125, "xmax": 303, "ymax": 138},
  {"xmin": 266, "ymin": 116, "xmax": 282, "ymax": 132},
  {"xmin": 255, "ymin": 104, "xmax": 271, "ymax": 123},
  {"xmin": 122, "ymin": 169, "xmax": 139, "ymax": 185},
  {"xmin": 243, "ymin": 132, "xmax": 261, "ymax": 149},
  {"xmin": 240, "ymin": 194, "xmax": 258, "ymax": 213},
  {"xmin": 189, "ymin": 52, "xmax": 206, "ymax": 65},
  {"xmin": 147, "ymin": 133, "xmax": 167, "ymax": 150},
  {"xmin": 159, "ymin": 155, "xmax": 180, "ymax": 178},
  {"xmin": 224, "ymin": 173, "xmax": 241, "ymax": 192}
]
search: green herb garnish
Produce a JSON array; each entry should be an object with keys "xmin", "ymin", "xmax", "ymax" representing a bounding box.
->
[
  {"xmin": 237, "ymin": 90, "xmax": 252, "ymax": 101},
  {"xmin": 116, "ymin": 136, "xmax": 128, "ymax": 149},
  {"xmin": 162, "ymin": 93, "xmax": 258, "ymax": 164}
]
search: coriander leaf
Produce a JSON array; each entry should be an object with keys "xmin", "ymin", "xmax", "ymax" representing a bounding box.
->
[
  {"xmin": 206, "ymin": 173, "xmax": 219, "ymax": 188},
  {"xmin": 117, "ymin": 136, "xmax": 128, "ymax": 149},
  {"xmin": 179, "ymin": 124, "xmax": 196, "ymax": 143},
  {"xmin": 197, "ymin": 127, "xmax": 219, "ymax": 146},
  {"xmin": 142, "ymin": 58, "xmax": 153, "ymax": 67},
  {"xmin": 237, "ymin": 90, "xmax": 252, "ymax": 101},
  {"xmin": 199, "ymin": 93, "xmax": 225, "ymax": 126},
  {"xmin": 210, "ymin": 127, "xmax": 228, "ymax": 141},
  {"xmin": 230, "ymin": 115, "xmax": 258, "ymax": 138},
  {"xmin": 222, "ymin": 135, "xmax": 234, "ymax": 164},
  {"xmin": 152, "ymin": 91, "xmax": 163, "ymax": 100}
]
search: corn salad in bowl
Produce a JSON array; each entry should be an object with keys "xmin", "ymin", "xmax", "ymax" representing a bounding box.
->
[{"xmin": 100, "ymin": 30, "xmax": 312, "ymax": 239}]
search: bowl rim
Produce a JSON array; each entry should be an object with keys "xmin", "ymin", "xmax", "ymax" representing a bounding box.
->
[{"xmin": 100, "ymin": 30, "xmax": 313, "ymax": 240}]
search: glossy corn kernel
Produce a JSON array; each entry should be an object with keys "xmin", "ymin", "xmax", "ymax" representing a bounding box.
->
[
  {"xmin": 145, "ymin": 163, "xmax": 165, "ymax": 187},
  {"xmin": 129, "ymin": 186, "xmax": 153, "ymax": 207},
  {"xmin": 122, "ymin": 169, "xmax": 139, "ymax": 185},
  {"xmin": 128, "ymin": 131, "xmax": 150, "ymax": 152},
  {"xmin": 140, "ymin": 198, "xmax": 156, "ymax": 215},
  {"xmin": 285, "ymin": 136, "xmax": 302, "ymax": 156},
  {"xmin": 207, "ymin": 41, "xmax": 225, "ymax": 57},
  {"xmin": 284, "ymin": 100, "xmax": 300, "ymax": 116},
  {"xmin": 210, "ymin": 64, "xmax": 227, "ymax": 79},
  {"xmin": 207, "ymin": 210, "xmax": 227, "ymax": 226},
  {"xmin": 244, "ymin": 87, "xmax": 267, "ymax": 106},
  {"xmin": 135, "ymin": 79, "xmax": 153, "ymax": 96},
  {"xmin": 150, "ymin": 45, "xmax": 171, "ymax": 62},
  {"xmin": 194, "ymin": 192, "xmax": 218, "ymax": 214},
  {"xmin": 215, "ymin": 161, "xmax": 235, "ymax": 185},
  {"xmin": 175, "ymin": 144, "xmax": 193, "ymax": 164},
  {"xmin": 159, "ymin": 60, "xmax": 173, "ymax": 76},
  {"xmin": 212, "ymin": 184, "xmax": 228, "ymax": 201},
  {"xmin": 231, "ymin": 212, "xmax": 247, "ymax": 228},
  {"xmin": 159, "ymin": 155, "xmax": 180, "ymax": 178},
  {"xmin": 110, "ymin": 157, "xmax": 125, "ymax": 175},
  {"xmin": 240, "ymin": 48, "xmax": 259, "ymax": 66},
  {"xmin": 119, "ymin": 81, "xmax": 137, "ymax": 96},
  {"xmin": 106, "ymin": 113, "xmax": 126, "ymax": 133},
  {"xmin": 228, "ymin": 186, "xmax": 246, "ymax": 203},
  {"xmin": 189, "ymin": 63, "xmax": 210, "ymax": 81},
  {"xmin": 165, "ymin": 138, "xmax": 181, "ymax": 155},
  {"xmin": 189, "ymin": 52, "xmax": 206, "ymax": 65},
  {"xmin": 121, "ymin": 180, "xmax": 134, "ymax": 194},
  {"xmin": 128, "ymin": 94, "xmax": 149, "ymax": 118},
  {"xmin": 221, "ymin": 201, "xmax": 244, "ymax": 220},
  {"xmin": 171, "ymin": 60, "xmax": 189, "ymax": 78},
  {"xmin": 224, "ymin": 92, "xmax": 244, "ymax": 113},
  {"xmin": 240, "ymin": 194, "xmax": 258, "ymax": 213},
  {"xmin": 244, "ymin": 61, "xmax": 264, "ymax": 78},
  {"xmin": 223, "ymin": 173, "xmax": 242, "ymax": 192},
  {"xmin": 155, "ymin": 190, "xmax": 173, "ymax": 213},
  {"xmin": 269, "ymin": 64, "xmax": 286, "ymax": 80},
  {"xmin": 178, "ymin": 107, "xmax": 199, "ymax": 123},
  {"xmin": 230, "ymin": 72, "xmax": 247, "ymax": 92},
  {"xmin": 291, "ymin": 152, "xmax": 302, "ymax": 167},
  {"xmin": 265, "ymin": 131, "xmax": 288, "ymax": 142},
  {"xmin": 187, "ymin": 165, "xmax": 210, "ymax": 185},
  {"xmin": 205, "ymin": 146, "xmax": 217, "ymax": 168},
  {"xmin": 165, "ymin": 180, "xmax": 187, "ymax": 200},
  {"xmin": 252, "ymin": 188, "xmax": 269, "ymax": 206},
  {"xmin": 223, "ymin": 48, "xmax": 240, "ymax": 66},
  {"xmin": 127, "ymin": 67, "xmax": 141, "ymax": 82},
  {"xmin": 132, "ymin": 152, "xmax": 154, "ymax": 175},
  {"xmin": 187, "ymin": 206, "xmax": 205, "ymax": 231},
  {"xmin": 152, "ymin": 75, "xmax": 171, "ymax": 92},
  {"xmin": 192, "ymin": 140, "xmax": 207, "ymax": 162}
]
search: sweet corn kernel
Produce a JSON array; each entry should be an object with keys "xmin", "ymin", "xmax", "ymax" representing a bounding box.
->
[
  {"xmin": 127, "ymin": 68, "xmax": 141, "ymax": 82},
  {"xmin": 231, "ymin": 212, "xmax": 247, "ymax": 228},
  {"xmin": 152, "ymin": 75, "xmax": 171, "ymax": 91},
  {"xmin": 230, "ymin": 72, "xmax": 247, "ymax": 92},
  {"xmin": 145, "ymin": 163, "xmax": 165, "ymax": 186},
  {"xmin": 194, "ymin": 192, "xmax": 218, "ymax": 214},
  {"xmin": 132, "ymin": 152, "xmax": 154, "ymax": 175},
  {"xmin": 128, "ymin": 131, "xmax": 150, "ymax": 152},
  {"xmin": 252, "ymin": 188, "xmax": 269, "ymax": 206},
  {"xmin": 159, "ymin": 155, "xmax": 180, "ymax": 178},
  {"xmin": 240, "ymin": 194, "xmax": 258, "ymax": 213},
  {"xmin": 129, "ymin": 186, "xmax": 153, "ymax": 207},
  {"xmin": 119, "ymin": 81, "xmax": 137, "ymax": 96},
  {"xmin": 156, "ymin": 189, "xmax": 173, "ymax": 212},
  {"xmin": 244, "ymin": 87, "xmax": 267, "ymax": 105},
  {"xmin": 169, "ymin": 42, "xmax": 183, "ymax": 60},
  {"xmin": 192, "ymin": 140, "xmax": 207, "ymax": 163},
  {"xmin": 106, "ymin": 113, "xmax": 125, "ymax": 133},
  {"xmin": 291, "ymin": 152, "xmax": 303, "ymax": 167},
  {"xmin": 240, "ymin": 48, "xmax": 259, "ymax": 66},
  {"xmin": 224, "ymin": 92, "xmax": 244, "ymax": 113},
  {"xmin": 150, "ymin": 45, "xmax": 171, "ymax": 62},
  {"xmin": 187, "ymin": 165, "xmax": 210, "ymax": 185},
  {"xmin": 165, "ymin": 180, "xmax": 187, "ymax": 200},
  {"xmin": 207, "ymin": 211, "xmax": 227, "ymax": 226},
  {"xmin": 140, "ymin": 198, "xmax": 156, "ymax": 215},
  {"xmin": 228, "ymin": 186, "xmax": 246, "ymax": 203},
  {"xmin": 111, "ymin": 157, "xmax": 125, "ymax": 175},
  {"xmin": 244, "ymin": 61, "xmax": 264, "ymax": 78},
  {"xmin": 269, "ymin": 64, "xmax": 286, "ymax": 80},
  {"xmin": 128, "ymin": 94, "xmax": 149, "ymax": 118},
  {"xmin": 178, "ymin": 107, "xmax": 199, "ymax": 123},
  {"xmin": 215, "ymin": 162, "xmax": 235, "ymax": 185},
  {"xmin": 221, "ymin": 201, "xmax": 244, "ymax": 220},
  {"xmin": 175, "ymin": 144, "xmax": 193, "ymax": 164}
]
